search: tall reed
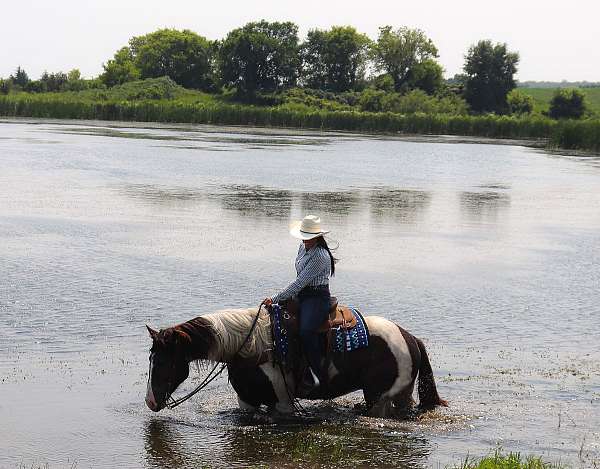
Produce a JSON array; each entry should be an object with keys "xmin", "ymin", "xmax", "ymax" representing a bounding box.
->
[{"xmin": 1, "ymin": 94, "xmax": 598, "ymax": 152}]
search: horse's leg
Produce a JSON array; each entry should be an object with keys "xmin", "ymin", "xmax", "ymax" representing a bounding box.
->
[
  {"xmin": 236, "ymin": 395, "xmax": 257, "ymax": 412},
  {"xmin": 364, "ymin": 380, "xmax": 416, "ymax": 419},
  {"xmin": 359, "ymin": 317, "xmax": 420, "ymax": 418},
  {"xmin": 258, "ymin": 363, "xmax": 295, "ymax": 414},
  {"xmin": 227, "ymin": 361, "xmax": 278, "ymax": 410},
  {"xmin": 366, "ymin": 395, "xmax": 394, "ymax": 418},
  {"xmin": 392, "ymin": 383, "xmax": 417, "ymax": 418}
]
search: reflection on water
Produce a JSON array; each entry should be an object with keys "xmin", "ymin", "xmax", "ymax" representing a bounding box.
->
[
  {"xmin": 299, "ymin": 190, "xmax": 363, "ymax": 216},
  {"xmin": 118, "ymin": 183, "xmax": 433, "ymax": 224},
  {"xmin": 153, "ymin": 144, "xmax": 234, "ymax": 152},
  {"xmin": 52, "ymin": 125, "xmax": 332, "ymax": 149},
  {"xmin": 144, "ymin": 420, "xmax": 188, "ymax": 469},
  {"xmin": 121, "ymin": 184, "xmax": 206, "ymax": 204},
  {"xmin": 369, "ymin": 188, "xmax": 432, "ymax": 223},
  {"xmin": 460, "ymin": 191, "xmax": 511, "ymax": 222},
  {"xmin": 477, "ymin": 183, "xmax": 511, "ymax": 191},
  {"xmin": 224, "ymin": 424, "xmax": 431, "ymax": 469},
  {"xmin": 217, "ymin": 185, "xmax": 293, "ymax": 219},
  {"xmin": 143, "ymin": 414, "xmax": 432, "ymax": 469}
]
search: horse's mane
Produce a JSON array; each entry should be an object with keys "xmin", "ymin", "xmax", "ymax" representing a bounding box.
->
[{"xmin": 200, "ymin": 307, "xmax": 272, "ymax": 362}]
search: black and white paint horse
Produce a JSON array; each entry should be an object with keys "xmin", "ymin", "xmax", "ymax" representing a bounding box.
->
[{"xmin": 145, "ymin": 308, "xmax": 447, "ymax": 417}]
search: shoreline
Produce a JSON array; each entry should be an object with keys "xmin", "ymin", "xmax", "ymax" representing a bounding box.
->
[
  {"xmin": 0, "ymin": 115, "xmax": 554, "ymax": 151},
  {"xmin": 1, "ymin": 98, "xmax": 598, "ymax": 155}
]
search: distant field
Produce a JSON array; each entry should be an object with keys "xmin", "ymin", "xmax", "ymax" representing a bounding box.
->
[{"xmin": 519, "ymin": 87, "xmax": 600, "ymax": 115}]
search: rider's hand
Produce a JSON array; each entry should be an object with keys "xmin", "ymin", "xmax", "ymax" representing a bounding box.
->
[{"xmin": 263, "ymin": 297, "xmax": 273, "ymax": 306}]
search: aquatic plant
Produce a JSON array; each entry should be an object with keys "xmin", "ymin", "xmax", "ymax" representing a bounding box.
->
[
  {"xmin": 549, "ymin": 119, "xmax": 600, "ymax": 152},
  {"xmin": 453, "ymin": 450, "xmax": 567, "ymax": 469},
  {"xmin": 283, "ymin": 430, "xmax": 345, "ymax": 464},
  {"xmin": 1, "ymin": 93, "xmax": 598, "ymax": 152}
]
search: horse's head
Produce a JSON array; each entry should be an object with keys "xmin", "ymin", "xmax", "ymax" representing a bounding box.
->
[{"xmin": 145, "ymin": 325, "xmax": 192, "ymax": 412}]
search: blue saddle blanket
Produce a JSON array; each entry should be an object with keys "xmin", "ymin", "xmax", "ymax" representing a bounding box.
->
[
  {"xmin": 271, "ymin": 304, "xmax": 290, "ymax": 365},
  {"xmin": 333, "ymin": 307, "xmax": 370, "ymax": 353},
  {"xmin": 271, "ymin": 305, "xmax": 369, "ymax": 363}
]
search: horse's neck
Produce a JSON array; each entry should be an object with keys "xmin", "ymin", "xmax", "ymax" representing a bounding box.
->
[{"xmin": 201, "ymin": 309, "xmax": 267, "ymax": 363}]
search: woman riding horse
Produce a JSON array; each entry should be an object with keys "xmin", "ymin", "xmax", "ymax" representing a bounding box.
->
[
  {"xmin": 264, "ymin": 215, "xmax": 336, "ymax": 393},
  {"xmin": 145, "ymin": 215, "xmax": 448, "ymax": 416}
]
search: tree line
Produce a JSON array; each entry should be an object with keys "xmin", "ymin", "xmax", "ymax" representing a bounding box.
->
[{"xmin": 1, "ymin": 21, "xmax": 590, "ymax": 119}]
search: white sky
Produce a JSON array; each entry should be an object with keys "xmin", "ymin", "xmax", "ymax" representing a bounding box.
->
[{"xmin": 1, "ymin": 0, "xmax": 598, "ymax": 82}]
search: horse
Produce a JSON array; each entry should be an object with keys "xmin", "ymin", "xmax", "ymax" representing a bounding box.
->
[{"xmin": 145, "ymin": 307, "xmax": 448, "ymax": 417}]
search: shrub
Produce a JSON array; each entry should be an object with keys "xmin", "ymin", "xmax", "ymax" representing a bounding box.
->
[
  {"xmin": 549, "ymin": 88, "xmax": 587, "ymax": 119},
  {"xmin": 380, "ymin": 90, "xmax": 469, "ymax": 116},
  {"xmin": 111, "ymin": 77, "xmax": 183, "ymax": 100},
  {"xmin": 281, "ymin": 88, "xmax": 356, "ymax": 111},
  {"xmin": 358, "ymin": 88, "xmax": 386, "ymax": 112},
  {"xmin": 507, "ymin": 89, "xmax": 534, "ymax": 115}
]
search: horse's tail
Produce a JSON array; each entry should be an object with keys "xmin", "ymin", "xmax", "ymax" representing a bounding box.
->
[{"xmin": 416, "ymin": 337, "xmax": 448, "ymax": 410}]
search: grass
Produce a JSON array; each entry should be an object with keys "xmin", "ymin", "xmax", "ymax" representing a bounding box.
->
[
  {"xmin": 13, "ymin": 77, "xmax": 221, "ymax": 105},
  {"xmin": 519, "ymin": 87, "xmax": 600, "ymax": 116},
  {"xmin": 1, "ymin": 79, "xmax": 599, "ymax": 153},
  {"xmin": 452, "ymin": 450, "xmax": 567, "ymax": 469},
  {"xmin": 287, "ymin": 430, "xmax": 345, "ymax": 464}
]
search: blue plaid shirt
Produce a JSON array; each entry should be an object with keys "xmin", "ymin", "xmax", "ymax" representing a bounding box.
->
[{"xmin": 272, "ymin": 243, "xmax": 331, "ymax": 304}]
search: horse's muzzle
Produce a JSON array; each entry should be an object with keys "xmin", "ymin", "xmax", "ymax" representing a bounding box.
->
[{"xmin": 145, "ymin": 396, "xmax": 162, "ymax": 412}]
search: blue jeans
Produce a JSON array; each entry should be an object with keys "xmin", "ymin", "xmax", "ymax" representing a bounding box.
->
[{"xmin": 298, "ymin": 287, "xmax": 330, "ymax": 379}]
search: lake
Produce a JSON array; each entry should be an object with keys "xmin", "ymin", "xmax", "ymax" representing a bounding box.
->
[{"xmin": 1, "ymin": 118, "xmax": 599, "ymax": 468}]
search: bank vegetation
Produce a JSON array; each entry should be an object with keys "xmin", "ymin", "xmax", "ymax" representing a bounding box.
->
[{"xmin": 1, "ymin": 22, "xmax": 598, "ymax": 152}]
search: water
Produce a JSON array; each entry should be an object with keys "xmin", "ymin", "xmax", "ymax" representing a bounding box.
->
[{"xmin": 1, "ymin": 118, "xmax": 599, "ymax": 468}]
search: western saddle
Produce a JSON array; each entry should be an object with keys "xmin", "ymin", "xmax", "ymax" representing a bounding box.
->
[{"xmin": 317, "ymin": 296, "xmax": 356, "ymax": 332}]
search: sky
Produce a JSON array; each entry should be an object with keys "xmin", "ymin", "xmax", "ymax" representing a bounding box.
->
[{"xmin": 1, "ymin": 0, "xmax": 598, "ymax": 82}]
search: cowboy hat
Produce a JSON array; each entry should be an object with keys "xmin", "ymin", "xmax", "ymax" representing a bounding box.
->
[{"xmin": 289, "ymin": 215, "xmax": 330, "ymax": 240}]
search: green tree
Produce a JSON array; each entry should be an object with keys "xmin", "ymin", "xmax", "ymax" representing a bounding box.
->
[
  {"xmin": 463, "ymin": 40, "xmax": 519, "ymax": 113},
  {"xmin": 370, "ymin": 73, "xmax": 395, "ymax": 92},
  {"xmin": 371, "ymin": 26, "xmax": 439, "ymax": 92},
  {"xmin": 218, "ymin": 20, "xmax": 300, "ymax": 96},
  {"xmin": 67, "ymin": 69, "xmax": 81, "ymax": 82},
  {"xmin": 507, "ymin": 89, "xmax": 534, "ymax": 115},
  {"xmin": 549, "ymin": 88, "xmax": 587, "ymax": 119},
  {"xmin": 129, "ymin": 29, "xmax": 214, "ymax": 90},
  {"xmin": 100, "ymin": 47, "xmax": 141, "ymax": 87},
  {"xmin": 39, "ymin": 71, "xmax": 68, "ymax": 92},
  {"xmin": 10, "ymin": 66, "xmax": 30, "ymax": 87},
  {"xmin": 301, "ymin": 26, "xmax": 371, "ymax": 92},
  {"xmin": 63, "ymin": 69, "xmax": 88, "ymax": 91},
  {"xmin": 24, "ymin": 80, "xmax": 47, "ymax": 93},
  {"xmin": 406, "ymin": 58, "xmax": 444, "ymax": 95},
  {"xmin": 0, "ymin": 78, "xmax": 13, "ymax": 94}
]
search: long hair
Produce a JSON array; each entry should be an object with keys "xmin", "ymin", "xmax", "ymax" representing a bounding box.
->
[{"xmin": 316, "ymin": 236, "xmax": 338, "ymax": 276}]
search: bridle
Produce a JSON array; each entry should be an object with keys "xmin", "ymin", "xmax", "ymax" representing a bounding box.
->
[{"xmin": 160, "ymin": 301, "xmax": 265, "ymax": 410}]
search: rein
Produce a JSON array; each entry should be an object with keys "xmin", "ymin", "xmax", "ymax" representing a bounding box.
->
[{"xmin": 165, "ymin": 301, "xmax": 265, "ymax": 410}]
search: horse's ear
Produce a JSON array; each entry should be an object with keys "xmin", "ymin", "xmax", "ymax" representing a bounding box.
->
[{"xmin": 146, "ymin": 325, "xmax": 159, "ymax": 339}]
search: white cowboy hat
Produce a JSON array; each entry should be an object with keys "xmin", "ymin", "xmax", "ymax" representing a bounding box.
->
[{"xmin": 289, "ymin": 215, "xmax": 330, "ymax": 240}]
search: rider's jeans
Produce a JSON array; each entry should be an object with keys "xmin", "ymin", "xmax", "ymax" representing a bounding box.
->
[{"xmin": 298, "ymin": 287, "xmax": 330, "ymax": 380}]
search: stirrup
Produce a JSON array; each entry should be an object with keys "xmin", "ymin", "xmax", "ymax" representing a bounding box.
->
[
  {"xmin": 297, "ymin": 367, "xmax": 320, "ymax": 397},
  {"xmin": 309, "ymin": 368, "xmax": 320, "ymax": 388}
]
